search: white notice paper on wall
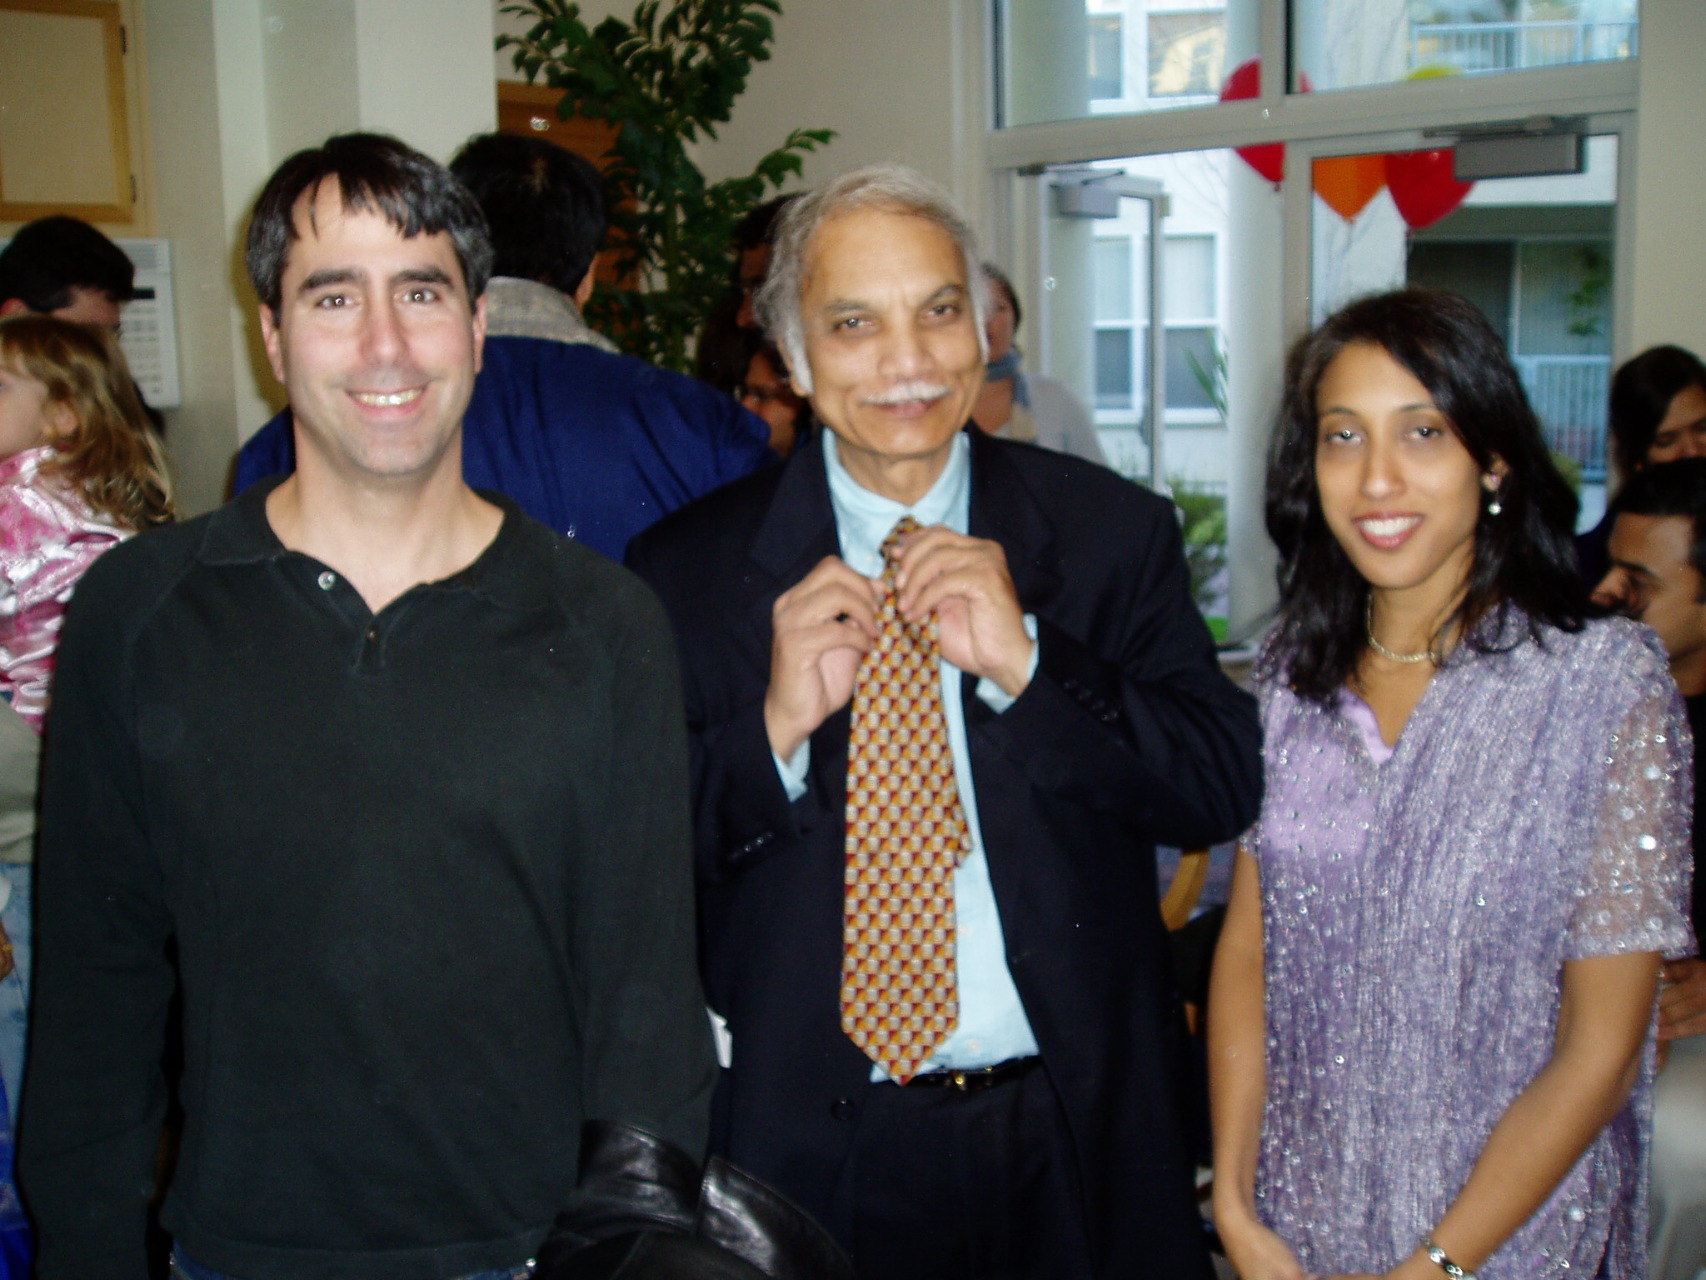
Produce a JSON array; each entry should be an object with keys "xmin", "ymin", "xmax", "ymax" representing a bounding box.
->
[{"xmin": 114, "ymin": 239, "xmax": 181, "ymax": 409}]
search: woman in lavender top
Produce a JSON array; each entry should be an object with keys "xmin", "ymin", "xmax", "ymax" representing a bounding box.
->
[{"xmin": 1210, "ymin": 290, "xmax": 1693, "ymax": 1280}]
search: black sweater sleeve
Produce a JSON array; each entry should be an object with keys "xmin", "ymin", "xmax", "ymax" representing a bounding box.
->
[
  {"xmin": 20, "ymin": 549, "xmax": 175, "ymax": 1279},
  {"xmin": 569, "ymin": 584, "xmax": 717, "ymax": 1156}
]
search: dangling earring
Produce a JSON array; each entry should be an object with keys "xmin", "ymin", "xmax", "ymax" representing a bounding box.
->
[{"xmin": 1486, "ymin": 479, "xmax": 1503, "ymax": 517}]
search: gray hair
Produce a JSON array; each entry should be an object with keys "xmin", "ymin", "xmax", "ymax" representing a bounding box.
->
[{"xmin": 753, "ymin": 163, "xmax": 988, "ymax": 396}]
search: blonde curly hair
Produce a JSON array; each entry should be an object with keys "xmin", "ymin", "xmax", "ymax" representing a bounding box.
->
[{"xmin": 0, "ymin": 313, "xmax": 174, "ymax": 529}]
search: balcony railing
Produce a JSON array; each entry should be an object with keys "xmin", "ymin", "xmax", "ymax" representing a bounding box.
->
[
  {"xmin": 1411, "ymin": 19, "xmax": 1637, "ymax": 75},
  {"xmin": 1515, "ymin": 354, "xmax": 1611, "ymax": 480}
]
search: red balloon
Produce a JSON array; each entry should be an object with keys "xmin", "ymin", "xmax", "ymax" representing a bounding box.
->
[
  {"xmin": 1221, "ymin": 59, "xmax": 1280, "ymax": 184},
  {"xmin": 1220, "ymin": 59, "xmax": 1312, "ymax": 186},
  {"xmin": 1385, "ymin": 149, "xmax": 1474, "ymax": 230}
]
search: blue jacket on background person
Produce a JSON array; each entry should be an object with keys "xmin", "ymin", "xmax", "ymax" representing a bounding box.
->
[{"xmin": 235, "ymin": 319, "xmax": 775, "ymax": 561}]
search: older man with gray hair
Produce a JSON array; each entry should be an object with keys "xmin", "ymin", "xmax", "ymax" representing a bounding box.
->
[{"xmin": 627, "ymin": 164, "xmax": 1260, "ymax": 1279}]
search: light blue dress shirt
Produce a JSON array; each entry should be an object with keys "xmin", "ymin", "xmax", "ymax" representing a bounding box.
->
[{"xmin": 773, "ymin": 431, "xmax": 1040, "ymax": 1080}]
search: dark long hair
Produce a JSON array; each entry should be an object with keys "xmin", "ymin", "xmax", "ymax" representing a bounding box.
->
[
  {"xmin": 1608, "ymin": 345, "xmax": 1706, "ymax": 478},
  {"xmin": 1265, "ymin": 289, "xmax": 1586, "ymax": 702}
]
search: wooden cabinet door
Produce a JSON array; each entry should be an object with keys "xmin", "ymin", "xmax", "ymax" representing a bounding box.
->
[{"xmin": 0, "ymin": 0, "xmax": 133, "ymax": 223}]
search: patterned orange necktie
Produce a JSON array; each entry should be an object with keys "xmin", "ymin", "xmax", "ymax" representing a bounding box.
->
[{"xmin": 840, "ymin": 516, "xmax": 973, "ymax": 1083}]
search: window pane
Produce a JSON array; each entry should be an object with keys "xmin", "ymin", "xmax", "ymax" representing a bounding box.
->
[
  {"xmin": 1163, "ymin": 235, "xmax": 1216, "ymax": 321},
  {"xmin": 1514, "ymin": 242, "xmax": 1612, "ymax": 356},
  {"xmin": 1293, "ymin": 0, "xmax": 1638, "ymax": 95},
  {"xmin": 1148, "ymin": 11, "xmax": 1225, "ymax": 98},
  {"xmin": 1166, "ymin": 327, "xmax": 1219, "ymax": 409},
  {"xmin": 1029, "ymin": 148, "xmax": 1279, "ymax": 638},
  {"xmin": 1095, "ymin": 328, "xmax": 1134, "ymax": 408},
  {"xmin": 1408, "ymin": 241, "xmax": 1515, "ymax": 348},
  {"xmin": 1000, "ymin": 0, "xmax": 1258, "ymax": 128},
  {"xmin": 1094, "ymin": 238, "xmax": 1134, "ymax": 320},
  {"xmin": 1088, "ymin": 14, "xmax": 1123, "ymax": 99}
]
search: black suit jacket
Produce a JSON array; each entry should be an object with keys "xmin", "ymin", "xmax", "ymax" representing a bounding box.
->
[{"xmin": 628, "ymin": 427, "xmax": 1261, "ymax": 1278}]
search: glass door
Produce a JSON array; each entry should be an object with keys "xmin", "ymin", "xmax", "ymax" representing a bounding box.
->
[{"xmin": 1034, "ymin": 166, "xmax": 1167, "ymax": 489}]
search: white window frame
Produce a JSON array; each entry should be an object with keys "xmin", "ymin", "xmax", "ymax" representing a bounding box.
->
[
  {"xmin": 978, "ymin": 0, "xmax": 1640, "ymax": 640},
  {"xmin": 989, "ymin": 30, "xmax": 1638, "ymax": 347},
  {"xmin": 1159, "ymin": 232, "xmax": 1221, "ymax": 425}
]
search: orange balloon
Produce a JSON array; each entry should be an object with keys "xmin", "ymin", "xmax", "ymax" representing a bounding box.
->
[{"xmin": 1313, "ymin": 153, "xmax": 1387, "ymax": 221}]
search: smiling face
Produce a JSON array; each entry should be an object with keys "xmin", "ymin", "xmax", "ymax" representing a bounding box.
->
[
  {"xmin": 1314, "ymin": 342, "xmax": 1496, "ymax": 615},
  {"xmin": 792, "ymin": 207, "xmax": 984, "ymax": 504},
  {"xmin": 1645, "ymin": 384, "xmax": 1706, "ymax": 465},
  {"xmin": 258, "ymin": 182, "xmax": 486, "ymax": 493}
]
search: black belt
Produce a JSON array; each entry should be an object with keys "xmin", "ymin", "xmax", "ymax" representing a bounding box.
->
[{"xmin": 904, "ymin": 1056, "xmax": 1041, "ymax": 1092}]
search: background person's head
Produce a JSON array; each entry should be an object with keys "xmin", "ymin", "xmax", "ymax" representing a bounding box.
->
[
  {"xmin": 246, "ymin": 132, "xmax": 494, "ymax": 324},
  {"xmin": 449, "ymin": 133, "xmax": 607, "ymax": 304},
  {"xmin": 735, "ymin": 331, "xmax": 808, "ymax": 457},
  {"xmin": 731, "ymin": 194, "xmax": 799, "ymax": 330},
  {"xmin": 980, "ymin": 262, "xmax": 1021, "ymax": 364},
  {"xmin": 1608, "ymin": 345, "xmax": 1706, "ymax": 477},
  {"xmin": 1265, "ymin": 288, "xmax": 1584, "ymax": 700},
  {"xmin": 0, "ymin": 313, "xmax": 173, "ymax": 527},
  {"xmin": 1593, "ymin": 458, "xmax": 1706, "ymax": 692},
  {"xmin": 0, "ymin": 216, "xmax": 136, "ymax": 331}
]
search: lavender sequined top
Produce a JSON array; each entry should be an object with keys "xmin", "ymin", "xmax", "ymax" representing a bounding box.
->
[
  {"xmin": 0, "ymin": 446, "xmax": 131, "ymax": 732},
  {"xmin": 1248, "ymin": 614, "xmax": 1693, "ymax": 1278}
]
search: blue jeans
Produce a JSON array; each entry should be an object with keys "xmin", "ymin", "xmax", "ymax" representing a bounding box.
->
[
  {"xmin": 171, "ymin": 1250, "xmax": 534, "ymax": 1280},
  {"xmin": 0, "ymin": 863, "xmax": 30, "ymax": 1115}
]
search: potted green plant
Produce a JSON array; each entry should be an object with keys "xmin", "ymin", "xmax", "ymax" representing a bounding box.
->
[{"xmin": 500, "ymin": 0, "xmax": 834, "ymax": 372}]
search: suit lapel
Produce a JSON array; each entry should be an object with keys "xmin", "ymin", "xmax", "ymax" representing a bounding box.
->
[
  {"xmin": 741, "ymin": 431, "xmax": 840, "ymax": 653},
  {"xmin": 749, "ymin": 429, "xmax": 839, "ymax": 583},
  {"xmin": 966, "ymin": 428, "xmax": 1064, "ymax": 608},
  {"xmin": 744, "ymin": 430, "xmax": 853, "ymax": 789},
  {"xmin": 962, "ymin": 428, "xmax": 1064, "ymax": 707}
]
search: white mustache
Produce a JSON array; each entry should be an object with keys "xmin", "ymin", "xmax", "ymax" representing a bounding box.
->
[{"xmin": 863, "ymin": 382, "xmax": 951, "ymax": 406}]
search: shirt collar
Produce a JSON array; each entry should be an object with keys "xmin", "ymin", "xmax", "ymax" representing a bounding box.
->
[
  {"xmin": 823, "ymin": 428, "xmax": 971, "ymax": 574},
  {"xmin": 198, "ymin": 478, "xmax": 552, "ymax": 611}
]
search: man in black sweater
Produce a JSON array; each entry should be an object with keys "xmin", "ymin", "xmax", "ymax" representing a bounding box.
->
[
  {"xmin": 1591, "ymin": 457, "xmax": 1706, "ymax": 1280},
  {"xmin": 17, "ymin": 134, "xmax": 714, "ymax": 1280}
]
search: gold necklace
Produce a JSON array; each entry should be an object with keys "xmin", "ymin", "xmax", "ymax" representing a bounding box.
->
[{"xmin": 1364, "ymin": 598, "xmax": 1437, "ymax": 664}]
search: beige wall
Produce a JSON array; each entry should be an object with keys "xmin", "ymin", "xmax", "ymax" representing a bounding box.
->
[
  {"xmin": 134, "ymin": 0, "xmax": 251, "ymax": 511},
  {"xmin": 1628, "ymin": 0, "xmax": 1706, "ymax": 357},
  {"xmin": 495, "ymin": 0, "xmax": 989, "ymax": 223},
  {"xmin": 353, "ymin": 0, "xmax": 497, "ymax": 164},
  {"xmin": 135, "ymin": 0, "xmax": 496, "ymax": 515}
]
